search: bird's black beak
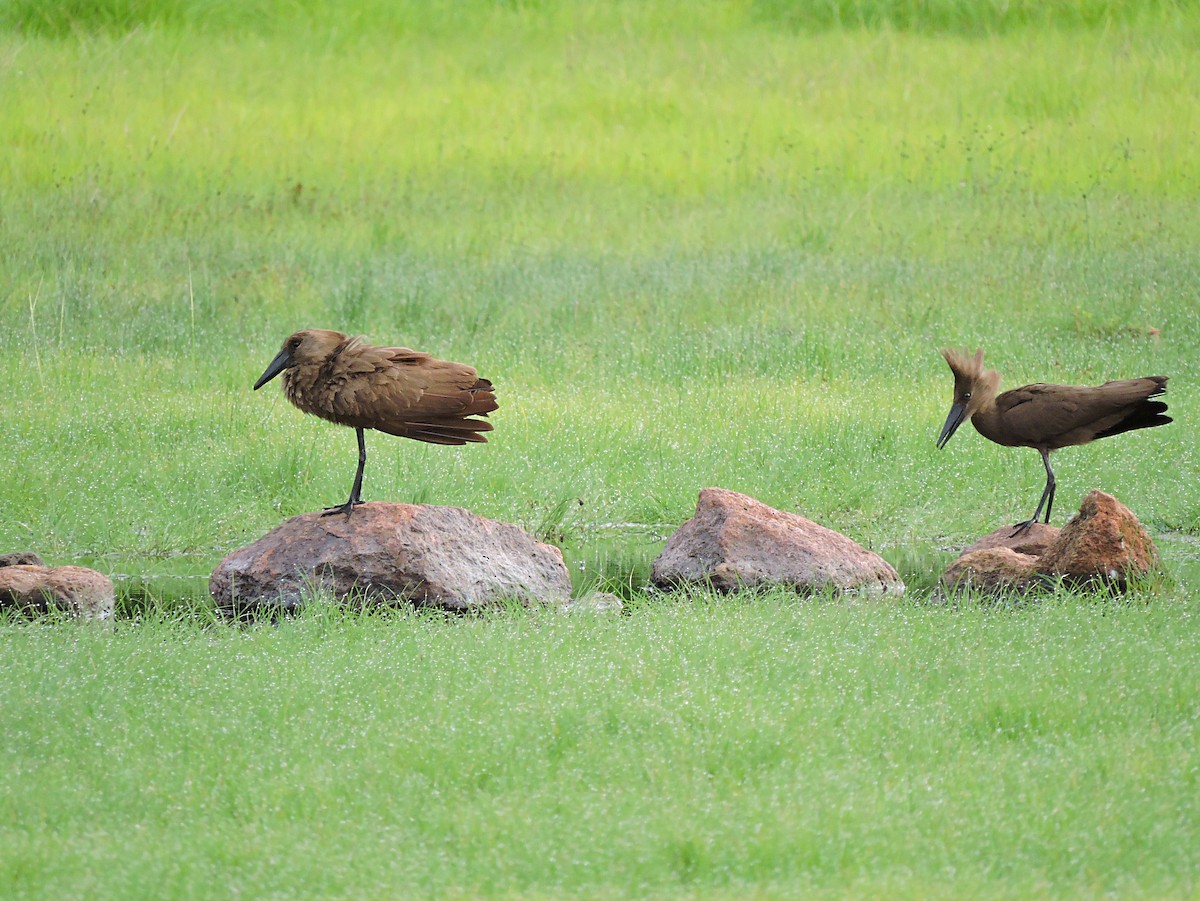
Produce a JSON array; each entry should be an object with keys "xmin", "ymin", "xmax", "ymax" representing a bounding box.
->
[
  {"xmin": 253, "ymin": 347, "xmax": 293, "ymax": 390},
  {"xmin": 937, "ymin": 402, "xmax": 968, "ymax": 449}
]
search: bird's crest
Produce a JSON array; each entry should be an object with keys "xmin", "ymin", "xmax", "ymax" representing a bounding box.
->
[
  {"xmin": 940, "ymin": 347, "xmax": 986, "ymax": 381},
  {"xmin": 940, "ymin": 347, "xmax": 1002, "ymax": 414}
]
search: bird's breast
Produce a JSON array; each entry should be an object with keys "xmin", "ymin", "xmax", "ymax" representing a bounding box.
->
[
  {"xmin": 971, "ymin": 409, "xmax": 1026, "ymax": 448},
  {"xmin": 283, "ymin": 368, "xmax": 358, "ymax": 426}
]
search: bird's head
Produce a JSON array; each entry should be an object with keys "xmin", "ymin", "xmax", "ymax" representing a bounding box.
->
[
  {"xmin": 937, "ymin": 347, "xmax": 1001, "ymax": 448},
  {"xmin": 253, "ymin": 329, "xmax": 349, "ymax": 389}
]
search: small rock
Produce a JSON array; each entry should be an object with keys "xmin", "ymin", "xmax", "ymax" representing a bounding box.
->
[
  {"xmin": 0, "ymin": 565, "xmax": 114, "ymax": 620},
  {"xmin": 651, "ymin": 488, "xmax": 904, "ymax": 597},
  {"xmin": 940, "ymin": 547, "xmax": 1043, "ymax": 596},
  {"xmin": 941, "ymin": 490, "xmax": 1159, "ymax": 597},
  {"xmin": 0, "ymin": 552, "xmax": 46, "ymax": 567},
  {"xmin": 962, "ymin": 523, "xmax": 1059, "ymax": 557},
  {"xmin": 210, "ymin": 502, "xmax": 573, "ymax": 615}
]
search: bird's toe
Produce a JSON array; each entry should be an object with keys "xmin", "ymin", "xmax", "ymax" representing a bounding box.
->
[{"xmin": 321, "ymin": 500, "xmax": 361, "ymax": 518}]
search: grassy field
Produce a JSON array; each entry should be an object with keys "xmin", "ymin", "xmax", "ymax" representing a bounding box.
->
[
  {"xmin": 3, "ymin": 598, "xmax": 1198, "ymax": 898},
  {"xmin": 2, "ymin": 1, "xmax": 1199, "ymax": 897}
]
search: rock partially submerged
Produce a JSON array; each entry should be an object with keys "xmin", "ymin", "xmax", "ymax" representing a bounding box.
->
[
  {"xmin": 651, "ymin": 488, "xmax": 904, "ymax": 597},
  {"xmin": 941, "ymin": 490, "xmax": 1159, "ymax": 597},
  {"xmin": 0, "ymin": 560, "xmax": 114, "ymax": 620},
  {"xmin": 210, "ymin": 502, "xmax": 573, "ymax": 615},
  {"xmin": 567, "ymin": 591, "xmax": 625, "ymax": 614}
]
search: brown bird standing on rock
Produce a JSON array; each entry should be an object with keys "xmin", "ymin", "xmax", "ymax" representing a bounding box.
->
[
  {"xmin": 937, "ymin": 348, "xmax": 1170, "ymax": 533},
  {"xmin": 254, "ymin": 329, "xmax": 498, "ymax": 517}
]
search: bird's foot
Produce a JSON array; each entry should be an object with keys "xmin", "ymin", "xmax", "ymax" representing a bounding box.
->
[
  {"xmin": 321, "ymin": 499, "xmax": 363, "ymax": 518},
  {"xmin": 1010, "ymin": 519, "xmax": 1037, "ymax": 537}
]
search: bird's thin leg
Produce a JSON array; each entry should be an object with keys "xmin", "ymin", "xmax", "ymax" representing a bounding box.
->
[
  {"xmin": 1012, "ymin": 448, "xmax": 1055, "ymax": 535},
  {"xmin": 1040, "ymin": 448, "xmax": 1056, "ymax": 524},
  {"xmin": 322, "ymin": 427, "xmax": 368, "ymax": 518}
]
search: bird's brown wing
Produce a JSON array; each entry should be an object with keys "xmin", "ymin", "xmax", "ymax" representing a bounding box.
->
[
  {"xmin": 326, "ymin": 344, "xmax": 498, "ymax": 445},
  {"xmin": 994, "ymin": 379, "xmax": 1166, "ymax": 449}
]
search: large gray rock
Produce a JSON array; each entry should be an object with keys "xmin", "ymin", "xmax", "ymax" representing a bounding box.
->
[
  {"xmin": 651, "ymin": 488, "xmax": 904, "ymax": 597},
  {"xmin": 211, "ymin": 502, "xmax": 573, "ymax": 615},
  {"xmin": 0, "ymin": 564, "xmax": 114, "ymax": 620},
  {"xmin": 941, "ymin": 490, "xmax": 1160, "ymax": 597}
]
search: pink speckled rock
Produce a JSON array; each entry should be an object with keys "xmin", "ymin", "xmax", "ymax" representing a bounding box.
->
[{"xmin": 651, "ymin": 488, "xmax": 903, "ymax": 597}]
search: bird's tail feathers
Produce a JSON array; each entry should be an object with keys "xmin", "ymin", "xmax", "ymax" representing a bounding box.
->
[
  {"xmin": 1099, "ymin": 375, "xmax": 1168, "ymax": 398},
  {"xmin": 465, "ymin": 378, "xmax": 499, "ymax": 416},
  {"xmin": 1094, "ymin": 399, "xmax": 1172, "ymax": 440},
  {"xmin": 378, "ymin": 417, "xmax": 494, "ymax": 445},
  {"xmin": 424, "ymin": 380, "xmax": 498, "ymax": 417}
]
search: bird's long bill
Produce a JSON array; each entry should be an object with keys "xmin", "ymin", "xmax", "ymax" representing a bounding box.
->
[
  {"xmin": 937, "ymin": 402, "xmax": 968, "ymax": 449},
  {"xmin": 253, "ymin": 348, "xmax": 293, "ymax": 390}
]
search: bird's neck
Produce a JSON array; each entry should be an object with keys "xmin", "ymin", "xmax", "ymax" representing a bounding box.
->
[
  {"xmin": 971, "ymin": 406, "xmax": 1005, "ymax": 443},
  {"xmin": 967, "ymin": 371, "xmax": 1003, "ymax": 440}
]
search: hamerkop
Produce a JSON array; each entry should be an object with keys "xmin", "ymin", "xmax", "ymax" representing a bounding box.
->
[
  {"xmin": 254, "ymin": 329, "xmax": 498, "ymax": 516},
  {"xmin": 937, "ymin": 348, "xmax": 1170, "ymax": 533}
]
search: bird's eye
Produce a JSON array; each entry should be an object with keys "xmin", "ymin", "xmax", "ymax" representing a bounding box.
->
[
  {"xmin": 288, "ymin": 338, "xmax": 301, "ymax": 350},
  {"xmin": 963, "ymin": 392, "xmax": 972, "ymax": 400}
]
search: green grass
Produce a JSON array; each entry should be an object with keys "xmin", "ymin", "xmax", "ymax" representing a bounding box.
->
[
  {"xmin": 2, "ymin": 1, "xmax": 1200, "ymax": 897},
  {"xmin": 3, "ymin": 0, "xmax": 1191, "ymax": 38},
  {"xmin": 2, "ymin": 597, "xmax": 1198, "ymax": 899}
]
